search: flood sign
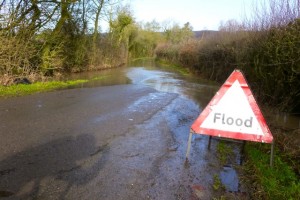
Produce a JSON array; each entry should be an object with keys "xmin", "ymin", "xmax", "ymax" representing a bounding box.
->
[{"xmin": 191, "ymin": 69, "xmax": 273, "ymax": 143}]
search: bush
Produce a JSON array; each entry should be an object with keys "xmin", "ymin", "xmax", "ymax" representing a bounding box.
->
[
  {"xmin": 0, "ymin": 31, "xmax": 38, "ymax": 76},
  {"xmin": 155, "ymin": 20, "xmax": 300, "ymax": 112}
]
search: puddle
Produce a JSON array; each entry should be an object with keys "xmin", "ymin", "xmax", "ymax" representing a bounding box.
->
[{"xmin": 220, "ymin": 165, "xmax": 239, "ymax": 192}]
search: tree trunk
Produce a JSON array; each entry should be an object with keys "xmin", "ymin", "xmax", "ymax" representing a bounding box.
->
[{"xmin": 41, "ymin": 0, "xmax": 72, "ymax": 74}]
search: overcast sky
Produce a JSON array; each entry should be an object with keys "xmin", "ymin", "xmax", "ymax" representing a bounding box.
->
[{"xmin": 125, "ymin": 0, "xmax": 256, "ymax": 30}]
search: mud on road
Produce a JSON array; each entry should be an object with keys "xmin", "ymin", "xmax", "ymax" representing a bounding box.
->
[{"xmin": 0, "ymin": 67, "xmax": 248, "ymax": 199}]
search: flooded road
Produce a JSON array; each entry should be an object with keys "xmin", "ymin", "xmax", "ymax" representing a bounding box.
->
[{"xmin": 1, "ymin": 60, "xmax": 296, "ymax": 199}]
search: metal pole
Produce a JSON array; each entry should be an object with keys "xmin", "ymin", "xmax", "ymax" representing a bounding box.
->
[
  {"xmin": 270, "ymin": 141, "xmax": 275, "ymax": 167},
  {"xmin": 185, "ymin": 130, "xmax": 193, "ymax": 160},
  {"xmin": 240, "ymin": 141, "xmax": 246, "ymax": 165},
  {"xmin": 208, "ymin": 136, "xmax": 212, "ymax": 150}
]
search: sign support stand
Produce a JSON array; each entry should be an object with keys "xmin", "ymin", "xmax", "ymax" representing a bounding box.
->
[
  {"xmin": 270, "ymin": 141, "xmax": 275, "ymax": 167},
  {"xmin": 185, "ymin": 130, "xmax": 193, "ymax": 161},
  {"xmin": 208, "ymin": 136, "xmax": 212, "ymax": 150},
  {"xmin": 185, "ymin": 134, "xmax": 275, "ymax": 168},
  {"xmin": 239, "ymin": 141, "xmax": 246, "ymax": 165}
]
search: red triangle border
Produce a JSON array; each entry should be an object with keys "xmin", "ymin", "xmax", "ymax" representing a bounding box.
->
[{"xmin": 191, "ymin": 69, "xmax": 273, "ymax": 143}]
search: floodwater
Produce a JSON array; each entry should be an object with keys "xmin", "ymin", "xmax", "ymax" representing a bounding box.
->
[
  {"xmin": 67, "ymin": 59, "xmax": 300, "ymax": 130},
  {"xmin": 0, "ymin": 59, "xmax": 298, "ymax": 199},
  {"xmin": 66, "ymin": 60, "xmax": 218, "ymax": 108}
]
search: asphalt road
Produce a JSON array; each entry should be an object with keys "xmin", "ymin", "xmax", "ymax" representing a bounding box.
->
[{"xmin": 0, "ymin": 67, "xmax": 246, "ymax": 200}]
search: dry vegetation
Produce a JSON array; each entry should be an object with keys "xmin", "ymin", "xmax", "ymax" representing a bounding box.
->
[{"xmin": 155, "ymin": 0, "xmax": 300, "ymax": 113}]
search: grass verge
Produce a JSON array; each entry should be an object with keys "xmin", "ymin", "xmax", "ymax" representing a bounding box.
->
[
  {"xmin": 243, "ymin": 143, "xmax": 300, "ymax": 199},
  {"xmin": 131, "ymin": 57, "xmax": 154, "ymax": 62},
  {"xmin": 155, "ymin": 58, "xmax": 190, "ymax": 76},
  {"xmin": 216, "ymin": 141, "xmax": 234, "ymax": 165},
  {"xmin": 0, "ymin": 79, "xmax": 88, "ymax": 97}
]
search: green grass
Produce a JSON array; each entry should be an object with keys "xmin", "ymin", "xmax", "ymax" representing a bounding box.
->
[
  {"xmin": 156, "ymin": 58, "xmax": 190, "ymax": 76},
  {"xmin": 90, "ymin": 75, "xmax": 111, "ymax": 81},
  {"xmin": 0, "ymin": 79, "xmax": 88, "ymax": 97},
  {"xmin": 244, "ymin": 143, "xmax": 300, "ymax": 199},
  {"xmin": 213, "ymin": 174, "xmax": 224, "ymax": 191},
  {"xmin": 131, "ymin": 57, "xmax": 154, "ymax": 62},
  {"xmin": 216, "ymin": 141, "xmax": 234, "ymax": 165}
]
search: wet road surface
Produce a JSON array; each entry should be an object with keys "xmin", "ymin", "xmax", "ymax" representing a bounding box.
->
[{"xmin": 0, "ymin": 66, "xmax": 248, "ymax": 199}]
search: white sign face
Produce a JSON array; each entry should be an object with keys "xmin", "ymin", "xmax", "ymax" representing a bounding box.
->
[{"xmin": 200, "ymin": 80, "xmax": 264, "ymax": 135}]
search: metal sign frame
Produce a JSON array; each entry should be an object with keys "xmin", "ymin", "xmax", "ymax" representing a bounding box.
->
[
  {"xmin": 186, "ymin": 69, "xmax": 274, "ymax": 167},
  {"xmin": 185, "ymin": 129, "xmax": 275, "ymax": 167}
]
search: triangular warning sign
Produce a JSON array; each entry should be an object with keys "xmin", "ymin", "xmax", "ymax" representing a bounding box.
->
[{"xmin": 191, "ymin": 69, "xmax": 273, "ymax": 143}]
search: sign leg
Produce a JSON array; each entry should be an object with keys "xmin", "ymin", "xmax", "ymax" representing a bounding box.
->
[
  {"xmin": 185, "ymin": 131, "xmax": 193, "ymax": 161},
  {"xmin": 270, "ymin": 141, "xmax": 275, "ymax": 167},
  {"xmin": 208, "ymin": 136, "xmax": 212, "ymax": 150},
  {"xmin": 240, "ymin": 141, "xmax": 246, "ymax": 165}
]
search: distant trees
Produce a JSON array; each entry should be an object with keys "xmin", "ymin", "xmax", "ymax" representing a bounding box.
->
[
  {"xmin": 219, "ymin": 19, "xmax": 244, "ymax": 32},
  {"xmin": 154, "ymin": 21, "xmax": 195, "ymax": 63},
  {"xmin": 163, "ymin": 21, "xmax": 194, "ymax": 44},
  {"xmin": 129, "ymin": 20, "xmax": 162, "ymax": 58}
]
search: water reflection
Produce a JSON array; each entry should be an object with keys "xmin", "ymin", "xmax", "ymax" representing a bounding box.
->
[
  {"xmin": 126, "ymin": 66, "xmax": 218, "ymax": 110},
  {"xmin": 274, "ymin": 112, "xmax": 300, "ymax": 129},
  {"xmin": 63, "ymin": 68, "xmax": 131, "ymax": 88}
]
